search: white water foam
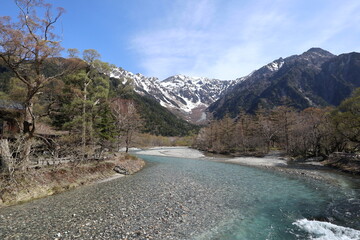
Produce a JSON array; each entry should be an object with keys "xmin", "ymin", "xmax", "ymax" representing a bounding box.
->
[{"xmin": 293, "ymin": 219, "xmax": 360, "ymax": 240}]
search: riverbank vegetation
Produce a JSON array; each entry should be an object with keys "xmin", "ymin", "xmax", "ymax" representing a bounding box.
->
[
  {"xmin": 0, "ymin": 0, "xmax": 195, "ymax": 204},
  {"xmin": 0, "ymin": 2, "xmax": 195, "ymax": 169},
  {"xmin": 194, "ymin": 88, "xmax": 360, "ymax": 163},
  {"xmin": 0, "ymin": 152, "xmax": 145, "ymax": 207}
]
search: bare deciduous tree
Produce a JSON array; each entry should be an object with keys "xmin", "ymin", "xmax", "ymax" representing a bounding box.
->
[
  {"xmin": 0, "ymin": 0, "xmax": 69, "ymax": 168},
  {"xmin": 0, "ymin": 137, "xmax": 29, "ymax": 176},
  {"xmin": 111, "ymin": 99, "xmax": 143, "ymax": 153}
]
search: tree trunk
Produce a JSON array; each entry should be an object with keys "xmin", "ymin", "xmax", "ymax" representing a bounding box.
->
[
  {"xmin": 285, "ymin": 119, "xmax": 289, "ymax": 153},
  {"xmin": 82, "ymin": 83, "xmax": 88, "ymax": 161},
  {"xmin": 125, "ymin": 131, "xmax": 129, "ymax": 153},
  {"xmin": 0, "ymin": 139, "xmax": 12, "ymax": 173},
  {"xmin": 21, "ymin": 100, "xmax": 35, "ymax": 169},
  {"xmin": 20, "ymin": 138, "xmax": 32, "ymax": 170}
]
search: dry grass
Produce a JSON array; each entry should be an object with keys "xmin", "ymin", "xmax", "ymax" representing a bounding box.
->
[
  {"xmin": 117, "ymin": 153, "xmax": 146, "ymax": 174},
  {"xmin": 0, "ymin": 153, "xmax": 145, "ymax": 207}
]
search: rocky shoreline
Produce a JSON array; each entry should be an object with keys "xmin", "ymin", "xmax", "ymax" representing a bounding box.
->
[
  {"xmin": 0, "ymin": 153, "xmax": 145, "ymax": 208},
  {"xmin": 323, "ymin": 152, "xmax": 360, "ymax": 175},
  {"xmin": 220, "ymin": 154, "xmax": 360, "ymax": 187}
]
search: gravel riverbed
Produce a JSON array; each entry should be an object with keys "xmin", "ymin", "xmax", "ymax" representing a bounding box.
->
[
  {"xmin": 0, "ymin": 160, "xmax": 239, "ymax": 240},
  {"xmin": 2, "ymin": 148, "xmax": 359, "ymax": 240}
]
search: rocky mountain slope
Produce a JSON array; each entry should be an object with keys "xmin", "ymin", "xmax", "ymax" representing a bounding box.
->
[
  {"xmin": 208, "ymin": 48, "xmax": 360, "ymax": 118},
  {"xmin": 110, "ymin": 48, "xmax": 360, "ymax": 123},
  {"xmin": 111, "ymin": 69, "xmax": 238, "ymax": 123}
]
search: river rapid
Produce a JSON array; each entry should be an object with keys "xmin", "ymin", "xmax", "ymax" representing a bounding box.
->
[{"xmin": 0, "ymin": 147, "xmax": 359, "ymax": 239}]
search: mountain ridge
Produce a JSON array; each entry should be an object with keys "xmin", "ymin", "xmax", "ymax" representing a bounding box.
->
[
  {"xmin": 110, "ymin": 69, "xmax": 239, "ymax": 123},
  {"xmin": 110, "ymin": 48, "xmax": 360, "ymax": 122},
  {"xmin": 208, "ymin": 48, "xmax": 360, "ymax": 118}
]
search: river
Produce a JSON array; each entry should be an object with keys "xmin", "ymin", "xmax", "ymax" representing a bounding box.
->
[{"xmin": 0, "ymin": 147, "xmax": 359, "ymax": 239}]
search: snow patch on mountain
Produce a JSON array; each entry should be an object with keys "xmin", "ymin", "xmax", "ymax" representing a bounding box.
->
[
  {"xmin": 110, "ymin": 69, "xmax": 239, "ymax": 123},
  {"xmin": 266, "ymin": 58, "xmax": 284, "ymax": 71}
]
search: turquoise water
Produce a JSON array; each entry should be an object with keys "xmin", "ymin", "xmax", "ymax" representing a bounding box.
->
[{"xmin": 136, "ymin": 153, "xmax": 360, "ymax": 240}]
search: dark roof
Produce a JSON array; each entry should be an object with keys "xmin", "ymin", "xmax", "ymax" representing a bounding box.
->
[{"xmin": 0, "ymin": 99, "xmax": 25, "ymax": 110}]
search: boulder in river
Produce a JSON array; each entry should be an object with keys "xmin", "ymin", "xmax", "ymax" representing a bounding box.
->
[{"xmin": 113, "ymin": 166, "xmax": 130, "ymax": 175}]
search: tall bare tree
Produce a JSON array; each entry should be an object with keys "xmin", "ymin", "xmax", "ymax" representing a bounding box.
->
[
  {"xmin": 256, "ymin": 109, "xmax": 279, "ymax": 152},
  {"xmin": 111, "ymin": 99, "xmax": 143, "ymax": 153},
  {"xmin": 0, "ymin": 0, "xmax": 66, "ymax": 168},
  {"xmin": 272, "ymin": 106, "xmax": 296, "ymax": 153}
]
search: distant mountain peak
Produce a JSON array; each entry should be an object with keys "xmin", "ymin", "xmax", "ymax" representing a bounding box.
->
[
  {"xmin": 163, "ymin": 74, "xmax": 212, "ymax": 82},
  {"xmin": 208, "ymin": 49, "xmax": 360, "ymax": 119},
  {"xmin": 110, "ymin": 67, "xmax": 239, "ymax": 123},
  {"xmin": 170, "ymin": 74, "xmax": 187, "ymax": 80},
  {"xmin": 303, "ymin": 47, "xmax": 335, "ymax": 57}
]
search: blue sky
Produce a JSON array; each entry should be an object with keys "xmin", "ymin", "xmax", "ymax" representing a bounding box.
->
[{"xmin": 1, "ymin": 0, "xmax": 360, "ymax": 80}]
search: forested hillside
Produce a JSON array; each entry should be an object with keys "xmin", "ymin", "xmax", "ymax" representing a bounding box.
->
[{"xmin": 0, "ymin": 60, "xmax": 198, "ymax": 137}]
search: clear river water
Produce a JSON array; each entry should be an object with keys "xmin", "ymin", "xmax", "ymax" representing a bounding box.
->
[
  {"xmin": 0, "ymin": 147, "xmax": 359, "ymax": 239},
  {"xmin": 135, "ymin": 148, "xmax": 360, "ymax": 240}
]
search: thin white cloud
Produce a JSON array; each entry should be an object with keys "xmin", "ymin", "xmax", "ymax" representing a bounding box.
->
[
  {"xmin": 130, "ymin": 0, "xmax": 360, "ymax": 80},
  {"xmin": 297, "ymin": 1, "xmax": 360, "ymax": 52}
]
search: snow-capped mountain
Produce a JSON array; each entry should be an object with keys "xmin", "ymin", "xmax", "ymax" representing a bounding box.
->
[
  {"xmin": 111, "ymin": 48, "xmax": 360, "ymax": 123},
  {"xmin": 110, "ymin": 68, "xmax": 238, "ymax": 123},
  {"xmin": 208, "ymin": 48, "xmax": 360, "ymax": 119},
  {"xmin": 161, "ymin": 75, "xmax": 237, "ymax": 110}
]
